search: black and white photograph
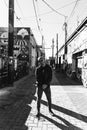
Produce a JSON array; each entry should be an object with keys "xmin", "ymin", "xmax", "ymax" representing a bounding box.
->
[{"xmin": 0, "ymin": 0, "xmax": 87, "ymax": 129}]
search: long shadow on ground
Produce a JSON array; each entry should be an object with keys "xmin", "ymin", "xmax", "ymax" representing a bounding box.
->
[
  {"xmin": 0, "ymin": 75, "xmax": 36, "ymax": 130},
  {"xmin": 33, "ymin": 96, "xmax": 87, "ymax": 123},
  {"xmin": 40, "ymin": 113, "xmax": 82, "ymax": 130}
]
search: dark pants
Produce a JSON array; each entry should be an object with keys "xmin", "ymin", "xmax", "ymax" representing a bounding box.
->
[{"xmin": 37, "ymin": 85, "xmax": 52, "ymax": 113}]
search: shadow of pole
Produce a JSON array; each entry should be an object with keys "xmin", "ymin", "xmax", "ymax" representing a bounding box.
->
[
  {"xmin": 0, "ymin": 75, "xmax": 37, "ymax": 130},
  {"xmin": 40, "ymin": 113, "xmax": 82, "ymax": 130},
  {"xmin": 33, "ymin": 96, "xmax": 87, "ymax": 123}
]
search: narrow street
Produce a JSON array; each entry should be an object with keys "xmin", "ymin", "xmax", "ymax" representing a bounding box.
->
[
  {"xmin": 0, "ymin": 70, "xmax": 87, "ymax": 130},
  {"xmin": 0, "ymin": 0, "xmax": 87, "ymax": 130}
]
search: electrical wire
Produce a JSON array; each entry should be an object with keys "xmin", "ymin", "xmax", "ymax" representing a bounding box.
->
[
  {"xmin": 32, "ymin": 0, "xmax": 40, "ymax": 30},
  {"xmin": 32, "ymin": 0, "xmax": 43, "ymax": 37},
  {"xmin": 67, "ymin": 0, "xmax": 80, "ymax": 23},
  {"xmin": 35, "ymin": 0, "xmax": 43, "ymax": 32},
  {"xmin": 42, "ymin": 0, "xmax": 66, "ymax": 18},
  {"xmin": 2, "ymin": 0, "xmax": 23, "ymax": 26},
  {"xmin": 16, "ymin": 0, "xmax": 24, "ymax": 17},
  {"xmin": 77, "ymin": 2, "xmax": 87, "ymax": 20},
  {"xmin": 3, "ymin": 0, "xmax": 8, "ymax": 8},
  {"xmin": 39, "ymin": 0, "xmax": 79, "ymax": 17},
  {"xmin": 35, "ymin": 0, "xmax": 46, "ymax": 46},
  {"xmin": 14, "ymin": 0, "xmax": 79, "ymax": 21},
  {"xmin": 13, "ymin": 10, "xmax": 24, "ymax": 26},
  {"xmin": 13, "ymin": 0, "xmax": 81, "ymax": 23}
]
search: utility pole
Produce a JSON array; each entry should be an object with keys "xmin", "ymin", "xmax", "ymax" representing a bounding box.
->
[
  {"xmin": 64, "ymin": 21, "xmax": 67, "ymax": 59},
  {"xmin": 42, "ymin": 35, "xmax": 44, "ymax": 50},
  {"xmin": 52, "ymin": 38, "xmax": 54, "ymax": 58},
  {"xmin": 42, "ymin": 35, "xmax": 45, "ymax": 57},
  {"xmin": 8, "ymin": 0, "xmax": 14, "ymax": 85},
  {"xmin": 56, "ymin": 33, "xmax": 58, "ymax": 65}
]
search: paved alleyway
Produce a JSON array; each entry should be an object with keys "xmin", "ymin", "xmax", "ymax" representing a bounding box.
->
[
  {"xmin": 0, "ymin": 74, "xmax": 36, "ymax": 130},
  {"xmin": 0, "ymin": 71, "xmax": 87, "ymax": 130},
  {"xmin": 25, "ymin": 71, "xmax": 87, "ymax": 130}
]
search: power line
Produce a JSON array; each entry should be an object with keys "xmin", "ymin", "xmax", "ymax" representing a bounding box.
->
[
  {"xmin": 32, "ymin": 0, "xmax": 43, "ymax": 37},
  {"xmin": 14, "ymin": 0, "xmax": 80, "ymax": 21},
  {"xmin": 57, "ymin": 0, "xmax": 80, "ymax": 10},
  {"xmin": 32, "ymin": 0, "xmax": 40, "ymax": 31},
  {"xmin": 39, "ymin": 0, "xmax": 79, "ymax": 17},
  {"xmin": 42, "ymin": 0, "xmax": 67, "ymax": 18},
  {"xmin": 2, "ymin": 0, "xmax": 23, "ymax": 26},
  {"xmin": 3, "ymin": 0, "xmax": 8, "ymax": 8},
  {"xmin": 13, "ymin": 9, "xmax": 24, "ymax": 26},
  {"xmin": 35, "ymin": 0, "xmax": 43, "ymax": 33},
  {"xmin": 67, "ymin": 0, "xmax": 80, "ymax": 23},
  {"xmin": 77, "ymin": 2, "xmax": 87, "ymax": 20},
  {"xmin": 16, "ymin": 0, "xmax": 24, "ymax": 17}
]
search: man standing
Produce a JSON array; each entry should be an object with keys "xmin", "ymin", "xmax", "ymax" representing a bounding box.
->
[{"xmin": 35, "ymin": 56, "xmax": 54, "ymax": 118}]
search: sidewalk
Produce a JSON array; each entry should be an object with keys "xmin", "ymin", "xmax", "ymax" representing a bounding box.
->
[{"xmin": 0, "ymin": 73, "xmax": 36, "ymax": 108}]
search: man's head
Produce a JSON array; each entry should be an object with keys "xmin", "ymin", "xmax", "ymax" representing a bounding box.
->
[{"xmin": 38, "ymin": 56, "xmax": 46, "ymax": 66}]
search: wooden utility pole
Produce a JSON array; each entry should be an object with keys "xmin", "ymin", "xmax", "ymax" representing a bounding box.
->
[
  {"xmin": 56, "ymin": 33, "xmax": 58, "ymax": 64},
  {"xmin": 8, "ymin": 0, "xmax": 14, "ymax": 57},
  {"xmin": 42, "ymin": 35, "xmax": 45, "ymax": 57},
  {"xmin": 52, "ymin": 38, "xmax": 54, "ymax": 58},
  {"xmin": 64, "ymin": 21, "xmax": 67, "ymax": 59},
  {"xmin": 8, "ymin": 0, "xmax": 14, "ymax": 85}
]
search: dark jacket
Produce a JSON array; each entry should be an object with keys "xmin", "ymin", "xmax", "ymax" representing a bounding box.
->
[{"xmin": 36, "ymin": 64, "xmax": 52, "ymax": 86}]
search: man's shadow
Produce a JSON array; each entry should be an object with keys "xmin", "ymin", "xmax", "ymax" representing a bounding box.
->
[
  {"xmin": 40, "ymin": 113, "xmax": 82, "ymax": 130},
  {"xmin": 33, "ymin": 96, "xmax": 87, "ymax": 128},
  {"xmin": 33, "ymin": 97, "xmax": 87, "ymax": 123}
]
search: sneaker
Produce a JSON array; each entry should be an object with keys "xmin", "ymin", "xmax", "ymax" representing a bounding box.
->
[{"xmin": 49, "ymin": 110, "xmax": 54, "ymax": 116}]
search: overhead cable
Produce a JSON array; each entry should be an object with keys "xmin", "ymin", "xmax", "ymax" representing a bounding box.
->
[
  {"xmin": 15, "ymin": 0, "xmax": 80, "ymax": 21},
  {"xmin": 2, "ymin": 0, "xmax": 23, "ymax": 26},
  {"xmin": 42, "ymin": 0, "xmax": 67, "ymax": 18},
  {"xmin": 32, "ymin": 0, "xmax": 40, "ymax": 30},
  {"xmin": 67, "ymin": 0, "xmax": 80, "ymax": 23},
  {"xmin": 38, "ymin": 0, "xmax": 79, "ymax": 17},
  {"xmin": 3, "ymin": 0, "xmax": 8, "ymax": 7},
  {"xmin": 16, "ymin": 0, "xmax": 24, "ymax": 17},
  {"xmin": 32, "ymin": 0, "xmax": 43, "ymax": 37}
]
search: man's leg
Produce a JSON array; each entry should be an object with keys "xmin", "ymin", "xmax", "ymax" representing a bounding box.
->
[
  {"xmin": 45, "ymin": 86, "xmax": 52, "ymax": 111},
  {"xmin": 37, "ymin": 87, "xmax": 43, "ymax": 115},
  {"xmin": 45, "ymin": 86, "xmax": 54, "ymax": 115}
]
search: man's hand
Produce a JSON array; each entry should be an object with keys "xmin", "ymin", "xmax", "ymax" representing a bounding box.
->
[
  {"xmin": 34, "ymin": 81, "xmax": 38, "ymax": 87},
  {"xmin": 42, "ymin": 84, "xmax": 47, "ymax": 89}
]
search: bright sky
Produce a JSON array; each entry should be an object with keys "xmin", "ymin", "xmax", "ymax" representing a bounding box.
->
[{"xmin": 0, "ymin": 0, "xmax": 87, "ymax": 58}]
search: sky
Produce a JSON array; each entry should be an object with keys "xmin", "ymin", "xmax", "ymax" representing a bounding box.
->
[{"xmin": 0, "ymin": 0, "xmax": 87, "ymax": 58}]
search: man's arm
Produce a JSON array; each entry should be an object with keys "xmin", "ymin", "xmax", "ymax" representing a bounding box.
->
[
  {"xmin": 48, "ymin": 66, "xmax": 52, "ymax": 83},
  {"xmin": 35, "ymin": 68, "xmax": 39, "ymax": 85},
  {"xmin": 46, "ymin": 66, "xmax": 52, "ymax": 85}
]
